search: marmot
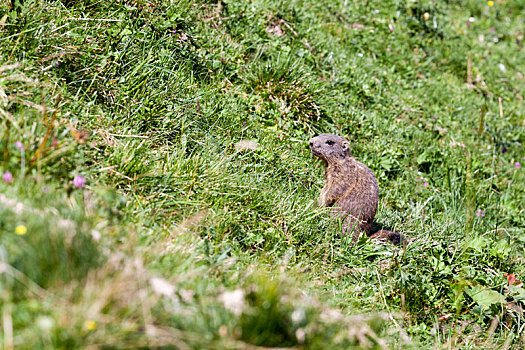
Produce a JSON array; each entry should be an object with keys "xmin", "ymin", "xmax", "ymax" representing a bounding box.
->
[{"xmin": 309, "ymin": 133, "xmax": 403, "ymax": 245}]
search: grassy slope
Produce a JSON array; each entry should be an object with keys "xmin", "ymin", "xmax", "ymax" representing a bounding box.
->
[{"xmin": 1, "ymin": 0, "xmax": 524, "ymax": 348}]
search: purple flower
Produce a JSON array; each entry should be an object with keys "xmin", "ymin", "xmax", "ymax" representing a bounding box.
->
[
  {"xmin": 73, "ymin": 175, "xmax": 86, "ymax": 188},
  {"xmin": 501, "ymin": 147, "xmax": 507, "ymax": 153},
  {"xmin": 466, "ymin": 22, "xmax": 471, "ymax": 28},
  {"xmin": 476, "ymin": 209, "xmax": 485, "ymax": 217},
  {"xmin": 14, "ymin": 141, "xmax": 24, "ymax": 152},
  {"xmin": 2, "ymin": 171, "xmax": 13, "ymax": 183},
  {"xmin": 515, "ymin": 162, "xmax": 521, "ymax": 169},
  {"xmin": 433, "ymin": 115, "xmax": 437, "ymax": 120},
  {"xmin": 423, "ymin": 182, "xmax": 429, "ymax": 188}
]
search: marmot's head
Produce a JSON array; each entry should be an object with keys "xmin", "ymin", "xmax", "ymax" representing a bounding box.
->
[{"xmin": 309, "ymin": 134, "xmax": 350, "ymax": 162}]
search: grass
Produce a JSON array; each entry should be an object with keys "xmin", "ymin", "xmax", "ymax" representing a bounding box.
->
[{"xmin": 1, "ymin": 0, "xmax": 524, "ymax": 348}]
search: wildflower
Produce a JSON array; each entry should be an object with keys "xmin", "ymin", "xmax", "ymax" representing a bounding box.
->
[
  {"xmin": 291, "ymin": 308, "xmax": 306, "ymax": 324},
  {"xmin": 388, "ymin": 23, "xmax": 394, "ymax": 33},
  {"xmin": 423, "ymin": 182, "xmax": 429, "ymax": 188},
  {"xmin": 476, "ymin": 209, "xmax": 485, "ymax": 217},
  {"xmin": 515, "ymin": 162, "xmax": 521, "ymax": 168},
  {"xmin": 36, "ymin": 316, "xmax": 55, "ymax": 332},
  {"xmin": 15, "ymin": 225, "xmax": 27, "ymax": 235},
  {"xmin": 501, "ymin": 147, "xmax": 507, "ymax": 153},
  {"xmin": 150, "ymin": 277, "xmax": 175, "ymax": 297},
  {"xmin": 83, "ymin": 320, "xmax": 97, "ymax": 331},
  {"xmin": 73, "ymin": 175, "xmax": 86, "ymax": 188},
  {"xmin": 423, "ymin": 12, "xmax": 430, "ymax": 20},
  {"xmin": 488, "ymin": 1, "xmax": 494, "ymax": 6},
  {"xmin": 503, "ymin": 273, "xmax": 523, "ymax": 287},
  {"xmin": 296, "ymin": 328, "xmax": 306, "ymax": 344},
  {"xmin": 2, "ymin": 171, "xmax": 13, "ymax": 183},
  {"xmin": 219, "ymin": 289, "xmax": 245, "ymax": 316},
  {"xmin": 90, "ymin": 229, "xmax": 101, "ymax": 242},
  {"xmin": 466, "ymin": 22, "xmax": 471, "ymax": 28},
  {"xmin": 14, "ymin": 141, "xmax": 24, "ymax": 151},
  {"xmin": 219, "ymin": 325, "xmax": 228, "ymax": 337}
]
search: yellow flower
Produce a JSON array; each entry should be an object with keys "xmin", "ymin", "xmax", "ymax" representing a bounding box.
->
[
  {"xmin": 488, "ymin": 1, "xmax": 494, "ymax": 6},
  {"xmin": 84, "ymin": 320, "xmax": 97, "ymax": 331},
  {"xmin": 423, "ymin": 12, "xmax": 430, "ymax": 20},
  {"xmin": 15, "ymin": 225, "xmax": 27, "ymax": 235}
]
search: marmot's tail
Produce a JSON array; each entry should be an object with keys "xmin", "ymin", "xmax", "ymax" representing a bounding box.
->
[{"xmin": 369, "ymin": 230, "xmax": 407, "ymax": 246}]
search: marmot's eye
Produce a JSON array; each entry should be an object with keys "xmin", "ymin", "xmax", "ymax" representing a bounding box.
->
[{"xmin": 326, "ymin": 140, "xmax": 335, "ymax": 146}]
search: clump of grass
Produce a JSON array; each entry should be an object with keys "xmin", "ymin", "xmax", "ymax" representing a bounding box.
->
[{"xmin": 243, "ymin": 53, "xmax": 325, "ymax": 131}]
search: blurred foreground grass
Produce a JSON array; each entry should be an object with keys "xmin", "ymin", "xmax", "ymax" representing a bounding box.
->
[{"xmin": 1, "ymin": 0, "xmax": 524, "ymax": 348}]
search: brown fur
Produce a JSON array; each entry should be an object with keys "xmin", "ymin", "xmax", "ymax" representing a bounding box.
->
[{"xmin": 309, "ymin": 134, "xmax": 404, "ymax": 245}]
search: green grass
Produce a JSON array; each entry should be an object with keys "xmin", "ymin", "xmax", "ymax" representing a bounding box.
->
[{"xmin": 1, "ymin": 0, "xmax": 524, "ymax": 348}]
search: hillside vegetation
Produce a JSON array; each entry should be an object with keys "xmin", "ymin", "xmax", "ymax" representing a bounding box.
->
[{"xmin": 1, "ymin": 0, "xmax": 524, "ymax": 348}]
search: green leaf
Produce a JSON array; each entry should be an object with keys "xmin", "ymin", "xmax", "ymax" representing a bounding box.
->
[
  {"xmin": 465, "ymin": 286, "xmax": 505, "ymax": 308},
  {"xmin": 417, "ymin": 151, "xmax": 430, "ymax": 165},
  {"xmin": 507, "ymin": 285, "xmax": 525, "ymax": 301},
  {"xmin": 464, "ymin": 236, "xmax": 489, "ymax": 252}
]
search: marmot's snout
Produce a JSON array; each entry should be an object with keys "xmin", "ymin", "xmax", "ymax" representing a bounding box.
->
[
  {"xmin": 309, "ymin": 137, "xmax": 316, "ymax": 149},
  {"xmin": 309, "ymin": 136, "xmax": 321, "ymax": 156}
]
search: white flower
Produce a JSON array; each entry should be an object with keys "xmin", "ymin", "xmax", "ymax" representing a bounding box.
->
[
  {"xmin": 219, "ymin": 289, "xmax": 245, "ymax": 316},
  {"xmin": 296, "ymin": 328, "xmax": 306, "ymax": 344},
  {"xmin": 291, "ymin": 308, "xmax": 306, "ymax": 325},
  {"xmin": 37, "ymin": 316, "xmax": 55, "ymax": 332},
  {"xmin": 150, "ymin": 277, "xmax": 175, "ymax": 297},
  {"xmin": 90, "ymin": 229, "xmax": 101, "ymax": 242}
]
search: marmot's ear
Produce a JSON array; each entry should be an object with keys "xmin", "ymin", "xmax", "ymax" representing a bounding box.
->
[{"xmin": 341, "ymin": 141, "xmax": 350, "ymax": 151}]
